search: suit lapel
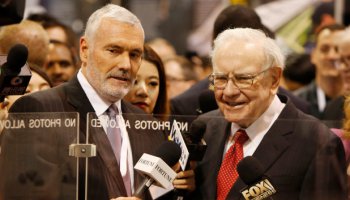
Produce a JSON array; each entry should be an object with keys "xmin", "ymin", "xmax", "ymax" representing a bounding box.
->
[
  {"xmin": 65, "ymin": 76, "xmax": 127, "ymax": 197},
  {"xmin": 201, "ymin": 111, "xmax": 232, "ymax": 199},
  {"xmin": 229, "ymin": 97, "xmax": 296, "ymax": 199},
  {"xmin": 252, "ymin": 99, "xmax": 296, "ymax": 172},
  {"xmin": 210, "ymin": 117, "xmax": 231, "ymax": 174}
]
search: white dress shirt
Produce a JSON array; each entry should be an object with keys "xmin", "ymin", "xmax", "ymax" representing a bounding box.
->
[
  {"xmin": 224, "ymin": 95, "xmax": 286, "ymax": 158},
  {"xmin": 77, "ymin": 70, "xmax": 134, "ymax": 193}
]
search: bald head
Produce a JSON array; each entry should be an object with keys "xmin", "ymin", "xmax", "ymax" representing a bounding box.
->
[{"xmin": 0, "ymin": 20, "xmax": 50, "ymax": 67}]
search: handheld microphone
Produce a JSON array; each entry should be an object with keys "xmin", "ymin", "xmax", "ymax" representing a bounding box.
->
[
  {"xmin": 183, "ymin": 120, "xmax": 207, "ymax": 161},
  {"xmin": 173, "ymin": 120, "xmax": 207, "ymax": 200},
  {"xmin": 0, "ymin": 0, "xmax": 25, "ymax": 26},
  {"xmin": 196, "ymin": 90, "xmax": 217, "ymax": 114},
  {"xmin": 0, "ymin": 44, "xmax": 31, "ymax": 101},
  {"xmin": 133, "ymin": 140, "xmax": 181, "ymax": 198},
  {"xmin": 237, "ymin": 156, "xmax": 277, "ymax": 200}
]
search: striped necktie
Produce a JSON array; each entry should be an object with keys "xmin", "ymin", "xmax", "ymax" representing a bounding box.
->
[{"xmin": 106, "ymin": 105, "xmax": 131, "ymax": 196}]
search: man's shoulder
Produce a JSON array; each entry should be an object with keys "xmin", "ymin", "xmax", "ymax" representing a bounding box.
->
[
  {"xmin": 171, "ymin": 79, "xmax": 211, "ymax": 115},
  {"xmin": 171, "ymin": 78, "xmax": 209, "ymax": 103},
  {"xmin": 9, "ymin": 84, "xmax": 68, "ymax": 113},
  {"xmin": 293, "ymin": 82, "xmax": 316, "ymax": 98},
  {"xmin": 194, "ymin": 109, "xmax": 223, "ymax": 124},
  {"xmin": 282, "ymin": 99, "xmax": 335, "ymax": 140}
]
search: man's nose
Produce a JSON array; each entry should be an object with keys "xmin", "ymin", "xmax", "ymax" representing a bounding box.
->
[
  {"xmin": 223, "ymin": 79, "xmax": 241, "ymax": 96},
  {"xmin": 118, "ymin": 52, "xmax": 132, "ymax": 70},
  {"xmin": 52, "ymin": 63, "xmax": 63, "ymax": 74},
  {"xmin": 328, "ymin": 47, "xmax": 340, "ymax": 60}
]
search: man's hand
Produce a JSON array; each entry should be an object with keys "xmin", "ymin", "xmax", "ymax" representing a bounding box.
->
[
  {"xmin": 0, "ymin": 98, "xmax": 9, "ymax": 133},
  {"xmin": 172, "ymin": 162, "xmax": 196, "ymax": 192}
]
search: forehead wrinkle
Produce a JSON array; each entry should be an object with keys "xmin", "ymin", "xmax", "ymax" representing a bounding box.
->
[{"xmin": 213, "ymin": 41, "xmax": 265, "ymax": 73}]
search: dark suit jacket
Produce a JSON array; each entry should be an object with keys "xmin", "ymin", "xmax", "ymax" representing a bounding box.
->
[
  {"xmin": 322, "ymin": 96, "xmax": 345, "ymax": 128},
  {"xmin": 192, "ymin": 95, "xmax": 347, "ymax": 200},
  {"xmin": 0, "ymin": 76, "xmax": 167, "ymax": 200}
]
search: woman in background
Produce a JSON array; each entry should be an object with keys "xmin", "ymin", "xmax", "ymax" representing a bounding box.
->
[
  {"xmin": 124, "ymin": 45, "xmax": 170, "ymax": 120},
  {"xmin": 125, "ymin": 45, "xmax": 196, "ymax": 198}
]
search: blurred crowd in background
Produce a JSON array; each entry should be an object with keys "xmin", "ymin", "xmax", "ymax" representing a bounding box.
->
[{"xmin": 1, "ymin": 0, "xmax": 350, "ymax": 130}]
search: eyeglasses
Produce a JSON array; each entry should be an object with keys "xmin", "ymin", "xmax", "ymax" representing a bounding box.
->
[{"xmin": 209, "ymin": 68, "xmax": 270, "ymax": 89}]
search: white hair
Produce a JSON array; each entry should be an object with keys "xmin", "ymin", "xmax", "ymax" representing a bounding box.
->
[
  {"xmin": 84, "ymin": 4, "xmax": 144, "ymax": 41},
  {"xmin": 211, "ymin": 28, "xmax": 285, "ymax": 70}
]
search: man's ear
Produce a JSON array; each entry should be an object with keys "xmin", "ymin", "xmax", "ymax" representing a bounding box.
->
[
  {"xmin": 270, "ymin": 67, "xmax": 282, "ymax": 90},
  {"xmin": 80, "ymin": 37, "xmax": 88, "ymax": 63}
]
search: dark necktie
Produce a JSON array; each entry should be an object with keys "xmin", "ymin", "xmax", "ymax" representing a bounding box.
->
[{"xmin": 216, "ymin": 129, "xmax": 249, "ymax": 200}]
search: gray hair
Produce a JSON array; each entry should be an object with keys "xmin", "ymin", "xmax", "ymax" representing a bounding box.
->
[
  {"xmin": 84, "ymin": 4, "xmax": 144, "ymax": 41},
  {"xmin": 211, "ymin": 28, "xmax": 285, "ymax": 70}
]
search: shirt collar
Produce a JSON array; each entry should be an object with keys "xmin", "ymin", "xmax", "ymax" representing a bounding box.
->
[
  {"xmin": 77, "ymin": 69, "xmax": 122, "ymax": 116},
  {"xmin": 231, "ymin": 95, "xmax": 285, "ymax": 140}
]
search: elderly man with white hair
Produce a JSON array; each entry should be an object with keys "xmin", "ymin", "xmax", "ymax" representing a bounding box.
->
[{"xmin": 192, "ymin": 28, "xmax": 347, "ymax": 200}]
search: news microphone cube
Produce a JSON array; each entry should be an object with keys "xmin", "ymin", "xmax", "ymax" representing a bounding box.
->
[
  {"xmin": 0, "ymin": 55, "xmax": 31, "ymax": 95},
  {"xmin": 134, "ymin": 153, "xmax": 177, "ymax": 189}
]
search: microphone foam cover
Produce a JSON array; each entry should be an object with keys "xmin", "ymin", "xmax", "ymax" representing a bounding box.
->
[
  {"xmin": 237, "ymin": 156, "xmax": 264, "ymax": 185},
  {"xmin": 198, "ymin": 90, "xmax": 218, "ymax": 113},
  {"xmin": 154, "ymin": 140, "xmax": 181, "ymax": 167},
  {"xmin": 7, "ymin": 44, "xmax": 28, "ymax": 72},
  {"xmin": 189, "ymin": 120, "xmax": 206, "ymax": 144}
]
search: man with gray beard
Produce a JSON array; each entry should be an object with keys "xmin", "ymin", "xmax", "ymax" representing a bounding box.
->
[{"xmin": 0, "ymin": 4, "xmax": 194, "ymax": 200}]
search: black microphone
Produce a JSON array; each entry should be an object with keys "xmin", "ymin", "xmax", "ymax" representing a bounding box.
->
[
  {"xmin": 196, "ymin": 90, "xmax": 217, "ymax": 114},
  {"xmin": 183, "ymin": 120, "xmax": 207, "ymax": 161},
  {"xmin": 173, "ymin": 120, "xmax": 207, "ymax": 200},
  {"xmin": 0, "ymin": 43, "xmax": 31, "ymax": 101},
  {"xmin": 237, "ymin": 156, "xmax": 277, "ymax": 200},
  {"xmin": 133, "ymin": 140, "xmax": 181, "ymax": 198},
  {"xmin": 0, "ymin": 0, "xmax": 25, "ymax": 26}
]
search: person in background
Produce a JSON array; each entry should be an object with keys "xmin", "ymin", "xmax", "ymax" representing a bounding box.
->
[
  {"xmin": 44, "ymin": 40, "xmax": 78, "ymax": 86},
  {"xmin": 185, "ymin": 52, "xmax": 212, "ymax": 80},
  {"xmin": 331, "ymin": 92, "xmax": 350, "ymax": 199},
  {"xmin": 332, "ymin": 95, "xmax": 350, "ymax": 163},
  {"xmin": 0, "ymin": 19, "xmax": 50, "ymax": 117},
  {"xmin": 0, "ymin": 15, "xmax": 72, "ymax": 128},
  {"xmin": 0, "ymin": 4, "xmax": 194, "ymax": 200},
  {"xmin": 280, "ymin": 53, "xmax": 315, "ymax": 91},
  {"xmin": 28, "ymin": 13, "xmax": 80, "ymax": 86},
  {"xmin": 124, "ymin": 45, "xmax": 170, "ymax": 121},
  {"xmin": 295, "ymin": 24, "xmax": 345, "ymax": 119},
  {"xmin": 304, "ymin": 1, "xmax": 337, "ymax": 53},
  {"xmin": 0, "ymin": 20, "xmax": 49, "ymax": 68},
  {"xmin": 192, "ymin": 27, "xmax": 347, "ymax": 200},
  {"xmin": 27, "ymin": 13, "xmax": 79, "ymax": 60},
  {"xmin": 323, "ymin": 27, "xmax": 350, "ymax": 128},
  {"xmin": 6, "ymin": 64, "xmax": 53, "ymax": 108},
  {"xmin": 0, "ymin": 65, "xmax": 53, "ymax": 132},
  {"xmin": 146, "ymin": 37, "xmax": 177, "ymax": 61},
  {"xmin": 170, "ymin": 5, "xmax": 311, "ymax": 127},
  {"xmin": 163, "ymin": 55, "xmax": 198, "ymax": 99}
]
